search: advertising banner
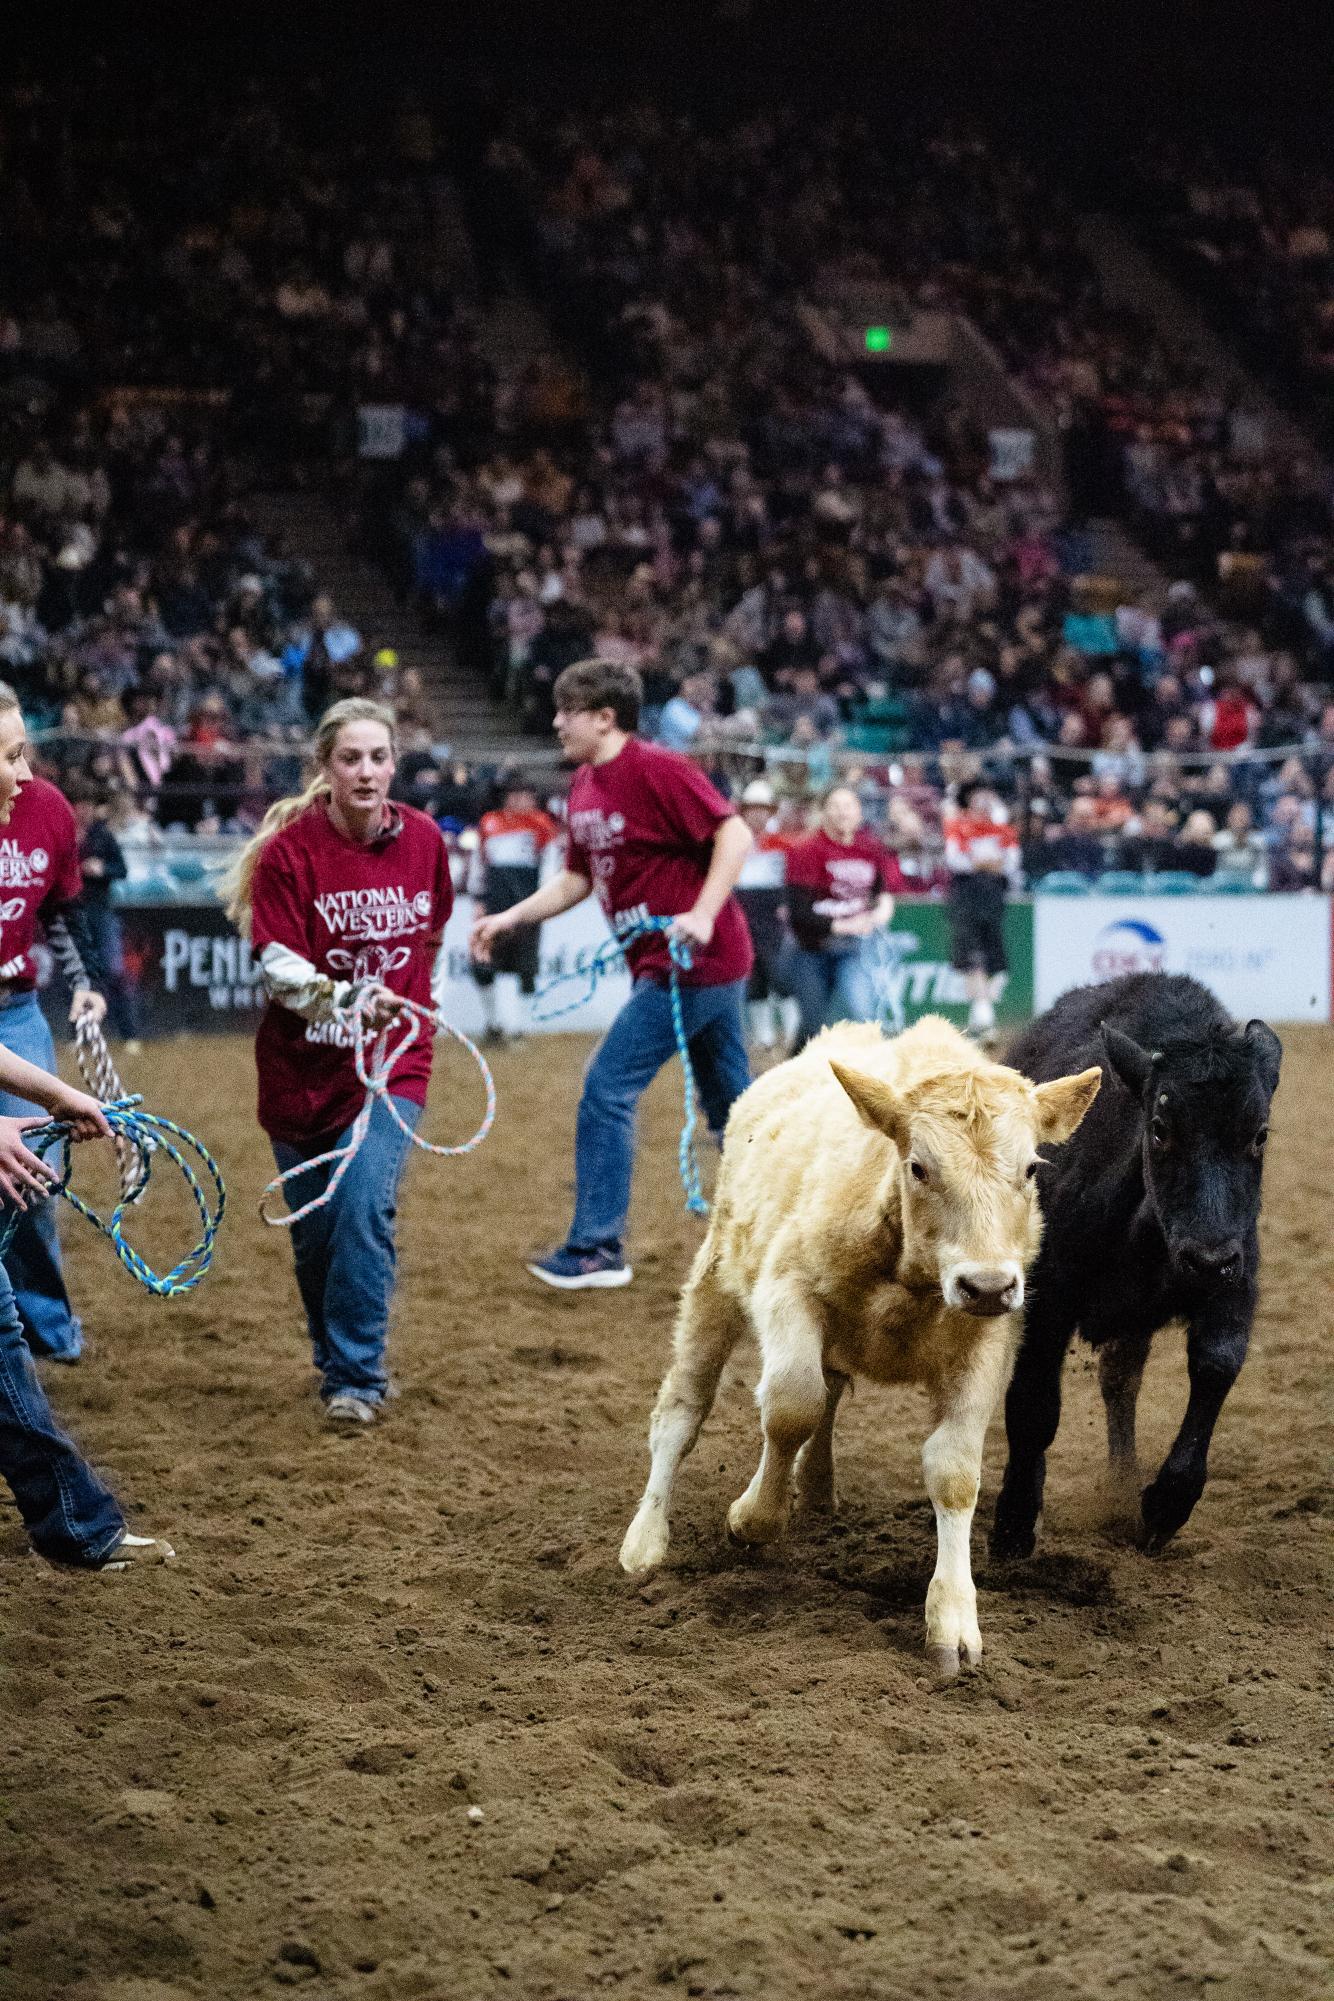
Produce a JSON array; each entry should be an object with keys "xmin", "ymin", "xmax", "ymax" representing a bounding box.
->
[
  {"xmin": 1033, "ymin": 894, "xmax": 1332, "ymax": 1023},
  {"xmin": 37, "ymin": 894, "xmax": 1040, "ymax": 1040}
]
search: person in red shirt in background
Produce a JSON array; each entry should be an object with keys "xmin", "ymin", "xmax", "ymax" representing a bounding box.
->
[
  {"xmin": 223, "ymin": 698, "xmax": 453, "ymax": 1426},
  {"xmin": 1202, "ymin": 671, "xmax": 1257, "ymax": 753},
  {"xmin": 942, "ymin": 779, "xmax": 1022, "ymax": 1039},
  {"xmin": 734, "ymin": 779, "xmax": 801, "ymax": 1054},
  {"xmin": 783, "ymin": 785, "xmax": 900, "ymax": 1049},
  {"xmin": 472, "ymin": 658, "xmax": 753, "ymax": 1291},
  {"xmin": 467, "ymin": 776, "xmax": 561, "ymax": 1043}
]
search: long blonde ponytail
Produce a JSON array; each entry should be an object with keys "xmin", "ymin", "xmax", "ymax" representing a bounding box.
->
[{"xmin": 222, "ymin": 697, "xmax": 398, "ymax": 934}]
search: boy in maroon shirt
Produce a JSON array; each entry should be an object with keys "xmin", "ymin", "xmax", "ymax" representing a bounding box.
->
[{"xmin": 472, "ymin": 659, "xmax": 753, "ymax": 1288}]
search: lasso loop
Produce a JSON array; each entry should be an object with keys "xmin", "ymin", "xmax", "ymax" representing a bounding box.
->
[
  {"xmin": 260, "ymin": 991, "xmax": 496, "ymax": 1229},
  {"xmin": 532, "ymin": 914, "xmax": 709, "ymax": 1217},
  {"xmin": 0, "ymin": 1097, "xmax": 226, "ymax": 1296}
]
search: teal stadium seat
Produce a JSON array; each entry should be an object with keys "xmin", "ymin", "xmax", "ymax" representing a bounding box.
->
[
  {"xmin": 168, "ymin": 855, "xmax": 207, "ymax": 885},
  {"xmin": 115, "ymin": 875, "xmax": 178, "ymax": 904},
  {"xmin": 1096, "ymin": 870, "xmax": 1147, "ymax": 895},
  {"xmin": 1145, "ymin": 872, "xmax": 1203, "ymax": 895},
  {"xmin": 1035, "ymin": 872, "xmax": 1092, "ymax": 895},
  {"xmin": 1212, "ymin": 877, "xmax": 1255, "ymax": 892}
]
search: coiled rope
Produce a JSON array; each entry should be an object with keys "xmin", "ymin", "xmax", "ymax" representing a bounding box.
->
[
  {"xmin": 260, "ymin": 989, "xmax": 496, "ymax": 1229},
  {"xmin": 74, "ymin": 1012, "xmax": 148, "ymax": 1203},
  {"xmin": 0, "ymin": 1097, "xmax": 225, "ymax": 1296},
  {"xmin": 531, "ymin": 914, "xmax": 709, "ymax": 1216}
]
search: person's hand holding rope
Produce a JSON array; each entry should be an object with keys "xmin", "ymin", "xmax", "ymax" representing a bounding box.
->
[
  {"xmin": 45, "ymin": 1082, "xmax": 115, "ymax": 1144},
  {"xmin": 0, "ymin": 1118, "xmax": 61, "ymax": 1211},
  {"xmin": 69, "ymin": 986, "xmax": 108, "ymax": 1027},
  {"xmin": 669, "ymin": 907, "xmax": 715, "ymax": 952},
  {"xmin": 357, "ymin": 982, "xmax": 409, "ymax": 1032}
]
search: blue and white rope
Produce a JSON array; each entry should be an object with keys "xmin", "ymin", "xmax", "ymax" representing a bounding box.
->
[
  {"xmin": 532, "ymin": 914, "xmax": 709, "ymax": 1217},
  {"xmin": 0, "ymin": 1096, "xmax": 226, "ymax": 1296},
  {"xmin": 867, "ymin": 926, "xmax": 914, "ymax": 1035},
  {"xmin": 260, "ymin": 990, "xmax": 497, "ymax": 1229}
]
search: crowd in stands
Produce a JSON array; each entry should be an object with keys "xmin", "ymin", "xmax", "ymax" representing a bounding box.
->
[
  {"xmin": 1131, "ymin": 146, "xmax": 1334, "ymax": 456},
  {"xmin": 350, "ymin": 106, "xmax": 1334, "ymax": 894},
  {"xmin": 0, "ymin": 70, "xmax": 459, "ymax": 869},
  {"xmin": 3, "ymin": 70, "xmax": 1333, "ymax": 899}
]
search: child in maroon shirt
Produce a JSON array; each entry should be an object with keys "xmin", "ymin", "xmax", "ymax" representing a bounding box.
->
[{"xmin": 473, "ymin": 660, "xmax": 754, "ymax": 1289}]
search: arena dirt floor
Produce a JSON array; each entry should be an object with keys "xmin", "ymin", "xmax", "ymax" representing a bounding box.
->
[{"xmin": 0, "ymin": 1026, "xmax": 1329, "ymax": 2001}]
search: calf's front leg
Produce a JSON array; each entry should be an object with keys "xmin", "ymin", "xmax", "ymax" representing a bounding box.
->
[
  {"xmin": 1140, "ymin": 1284, "xmax": 1253, "ymax": 1552},
  {"xmin": 728, "ymin": 1273, "xmax": 827, "ymax": 1549},
  {"xmin": 793, "ymin": 1368, "xmax": 850, "ymax": 1515},
  {"xmin": 923, "ymin": 1327, "xmax": 1014, "ymax": 1679}
]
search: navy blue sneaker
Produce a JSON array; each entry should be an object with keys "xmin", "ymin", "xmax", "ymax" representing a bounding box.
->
[{"xmin": 526, "ymin": 1245, "xmax": 634, "ymax": 1290}]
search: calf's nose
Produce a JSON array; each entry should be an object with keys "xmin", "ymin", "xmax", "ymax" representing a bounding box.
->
[
  {"xmin": 1180, "ymin": 1238, "xmax": 1243, "ymax": 1283},
  {"xmin": 953, "ymin": 1266, "xmax": 1022, "ymax": 1317}
]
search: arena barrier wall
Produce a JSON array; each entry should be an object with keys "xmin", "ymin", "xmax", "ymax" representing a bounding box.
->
[
  {"xmin": 35, "ymin": 894, "xmax": 1328, "ymax": 1039},
  {"xmin": 1033, "ymin": 893, "xmax": 1333, "ymax": 1023}
]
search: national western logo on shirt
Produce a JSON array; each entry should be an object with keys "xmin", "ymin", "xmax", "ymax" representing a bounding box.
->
[
  {"xmin": 312, "ymin": 885, "xmax": 434, "ymax": 941},
  {"xmin": 569, "ymin": 808, "xmax": 626, "ymax": 851},
  {"xmin": 0, "ymin": 837, "xmax": 50, "ymax": 887}
]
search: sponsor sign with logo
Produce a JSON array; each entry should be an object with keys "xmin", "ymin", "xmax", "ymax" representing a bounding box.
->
[
  {"xmin": 1034, "ymin": 895, "xmax": 1332, "ymax": 1023},
  {"xmin": 877, "ymin": 898, "xmax": 1034, "ymax": 1032}
]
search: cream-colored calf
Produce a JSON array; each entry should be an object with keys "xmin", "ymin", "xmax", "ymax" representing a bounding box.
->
[{"xmin": 620, "ymin": 1017, "xmax": 1099, "ymax": 1676}]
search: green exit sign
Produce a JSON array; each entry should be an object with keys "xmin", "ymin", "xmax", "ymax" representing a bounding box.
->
[{"xmin": 864, "ymin": 325, "xmax": 893, "ymax": 353}]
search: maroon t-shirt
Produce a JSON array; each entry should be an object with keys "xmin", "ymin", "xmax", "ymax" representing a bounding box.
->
[
  {"xmin": 0, "ymin": 776, "xmax": 84, "ymax": 987},
  {"xmin": 786, "ymin": 829, "xmax": 903, "ymax": 949},
  {"xmin": 565, "ymin": 738, "xmax": 752, "ymax": 987},
  {"xmin": 250, "ymin": 801, "xmax": 453, "ymax": 1143}
]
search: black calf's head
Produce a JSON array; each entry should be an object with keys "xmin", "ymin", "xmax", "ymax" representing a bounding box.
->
[{"xmin": 1102, "ymin": 1018, "xmax": 1282, "ymax": 1287}]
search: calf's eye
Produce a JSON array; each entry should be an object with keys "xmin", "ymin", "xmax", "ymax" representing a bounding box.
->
[
  {"xmin": 1250, "ymin": 1126, "xmax": 1269, "ymax": 1156},
  {"xmin": 1025, "ymin": 1160, "xmax": 1041, "ymax": 1181},
  {"xmin": 909, "ymin": 1159, "xmax": 929, "ymax": 1185}
]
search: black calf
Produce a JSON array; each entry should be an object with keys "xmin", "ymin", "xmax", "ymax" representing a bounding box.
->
[{"xmin": 991, "ymin": 973, "xmax": 1281, "ymax": 1559}]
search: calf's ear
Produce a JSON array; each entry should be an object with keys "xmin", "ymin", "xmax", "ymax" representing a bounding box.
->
[
  {"xmin": 830, "ymin": 1061, "xmax": 911, "ymax": 1151},
  {"xmin": 1242, "ymin": 1019, "xmax": 1282, "ymax": 1096},
  {"xmin": 1101, "ymin": 1023, "xmax": 1158, "ymax": 1098},
  {"xmin": 1034, "ymin": 1065, "xmax": 1102, "ymax": 1144}
]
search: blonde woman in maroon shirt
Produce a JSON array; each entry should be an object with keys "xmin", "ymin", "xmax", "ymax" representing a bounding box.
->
[
  {"xmin": 224, "ymin": 699, "xmax": 453, "ymax": 1426},
  {"xmin": 783, "ymin": 785, "xmax": 900, "ymax": 1049}
]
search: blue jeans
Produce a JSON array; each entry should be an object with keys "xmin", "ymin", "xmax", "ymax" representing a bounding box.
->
[
  {"xmin": 271, "ymin": 1093, "xmax": 422, "ymax": 1407},
  {"xmin": 85, "ymin": 905, "xmax": 141, "ymax": 1041},
  {"xmin": 783, "ymin": 940, "xmax": 879, "ymax": 1048},
  {"xmin": 570, "ymin": 978, "xmax": 750, "ymax": 1254},
  {"xmin": 0, "ymin": 1249, "xmax": 124, "ymax": 1562},
  {"xmin": 0, "ymin": 993, "xmax": 81, "ymax": 1360}
]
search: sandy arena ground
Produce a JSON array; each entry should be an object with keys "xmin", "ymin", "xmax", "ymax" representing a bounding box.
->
[{"xmin": 0, "ymin": 1026, "xmax": 1329, "ymax": 2001}]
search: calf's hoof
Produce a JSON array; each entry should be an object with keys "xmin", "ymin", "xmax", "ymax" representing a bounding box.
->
[
  {"xmin": 1137, "ymin": 1475, "xmax": 1199, "ymax": 1554},
  {"xmin": 925, "ymin": 1635, "xmax": 982, "ymax": 1683},
  {"xmin": 989, "ymin": 1511, "xmax": 1038, "ymax": 1563},
  {"xmin": 619, "ymin": 1508, "xmax": 669, "ymax": 1578},
  {"xmin": 726, "ymin": 1496, "xmax": 783, "ymax": 1548},
  {"xmin": 794, "ymin": 1474, "xmax": 838, "ymax": 1517}
]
